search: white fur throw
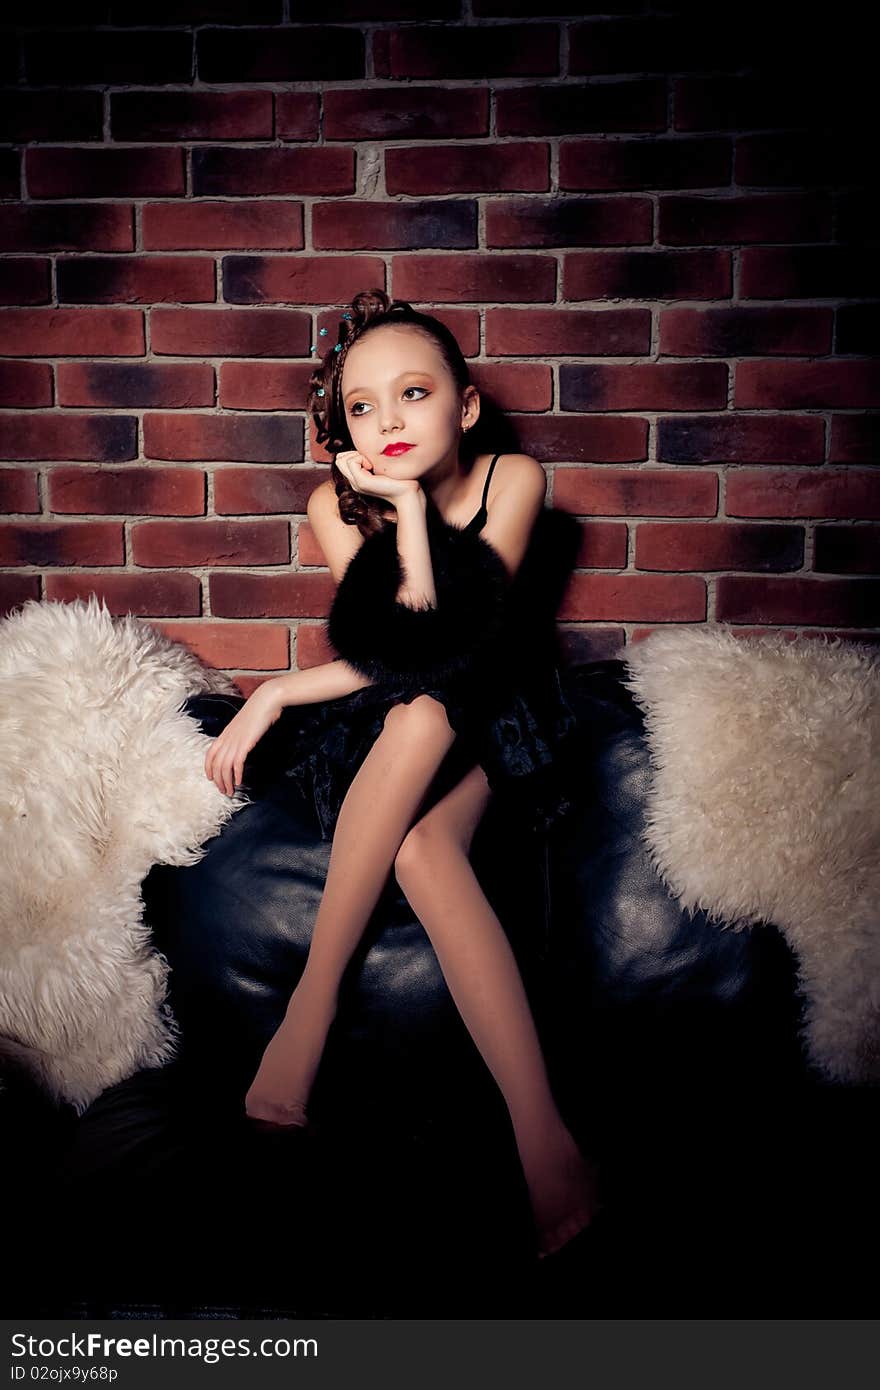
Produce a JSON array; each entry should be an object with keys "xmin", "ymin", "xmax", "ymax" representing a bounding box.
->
[
  {"xmin": 623, "ymin": 627, "xmax": 880, "ymax": 1086},
  {"xmin": 0, "ymin": 596, "xmax": 249, "ymax": 1113}
]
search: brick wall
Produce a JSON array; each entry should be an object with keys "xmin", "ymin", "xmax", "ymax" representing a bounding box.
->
[{"xmin": 1, "ymin": 3, "xmax": 877, "ymax": 693}]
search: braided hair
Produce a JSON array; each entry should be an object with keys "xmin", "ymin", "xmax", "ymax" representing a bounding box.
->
[{"xmin": 307, "ymin": 288, "xmax": 482, "ymax": 539}]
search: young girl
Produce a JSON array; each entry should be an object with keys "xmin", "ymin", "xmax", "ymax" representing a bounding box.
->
[{"xmin": 204, "ymin": 289, "xmax": 601, "ymax": 1261}]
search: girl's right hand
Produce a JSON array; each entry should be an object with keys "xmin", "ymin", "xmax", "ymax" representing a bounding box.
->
[
  {"xmin": 335, "ymin": 449, "xmax": 422, "ymax": 506},
  {"xmin": 204, "ymin": 681, "xmax": 282, "ymax": 797}
]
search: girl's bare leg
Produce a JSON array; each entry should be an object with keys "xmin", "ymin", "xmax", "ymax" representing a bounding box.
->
[
  {"xmin": 245, "ymin": 694, "xmax": 457, "ymax": 1127},
  {"xmin": 393, "ymin": 763, "xmax": 602, "ymax": 1259}
]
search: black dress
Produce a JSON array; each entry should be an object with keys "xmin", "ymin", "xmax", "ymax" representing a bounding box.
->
[{"xmin": 278, "ymin": 454, "xmax": 580, "ymax": 841}]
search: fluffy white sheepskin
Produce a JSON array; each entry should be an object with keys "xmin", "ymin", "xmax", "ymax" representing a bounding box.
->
[
  {"xmin": 0, "ymin": 595, "xmax": 249, "ymax": 1113},
  {"xmin": 623, "ymin": 626, "xmax": 880, "ymax": 1085}
]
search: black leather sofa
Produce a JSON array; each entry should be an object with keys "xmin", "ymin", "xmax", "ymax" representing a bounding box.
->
[{"xmin": 3, "ymin": 659, "xmax": 876, "ymax": 1319}]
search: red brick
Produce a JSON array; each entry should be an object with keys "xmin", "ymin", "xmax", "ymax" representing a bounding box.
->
[
  {"xmin": 49, "ymin": 467, "xmax": 206, "ymax": 516},
  {"xmin": 0, "ymin": 258, "xmax": 51, "ymax": 305},
  {"xmin": 837, "ymin": 305, "xmax": 880, "ymax": 355},
  {"xmin": 674, "ymin": 75, "xmax": 812, "ymax": 132},
  {"xmin": 830, "ymin": 415, "xmax": 879, "ymax": 465},
  {"xmin": 726, "ymin": 470, "xmax": 880, "ymax": 520},
  {"xmin": 0, "ymin": 414, "xmax": 136, "ymax": 461},
  {"xmin": 27, "ymin": 148, "xmax": 185, "ymax": 199},
  {"xmin": 736, "ymin": 361, "xmax": 880, "ymax": 410},
  {"xmin": 735, "ymin": 132, "xmax": 861, "ymax": 188},
  {"xmin": 386, "ymin": 145, "xmax": 548, "ymax": 195},
  {"xmin": 312, "ymin": 201, "xmax": 476, "ymax": 251},
  {"xmin": 560, "ymin": 137, "xmax": 730, "ymax": 190},
  {"xmin": 274, "ymin": 92, "xmax": 322, "ymax": 140},
  {"xmin": 717, "ymin": 575, "xmax": 880, "ymax": 626},
  {"xmin": 740, "ymin": 248, "xmax": 880, "ymax": 299},
  {"xmin": 374, "ymin": 23, "xmax": 558, "ymax": 79},
  {"xmin": 192, "ymin": 147, "xmax": 354, "ymax": 197},
  {"xmin": 131, "ymin": 519, "xmax": 289, "ymax": 568},
  {"xmin": 393, "ymin": 254, "xmax": 555, "ymax": 304},
  {"xmin": 660, "ymin": 307, "xmax": 832, "ymax": 357},
  {"xmin": 657, "ymin": 415, "xmax": 824, "ymax": 465},
  {"xmin": 572, "ymin": 521, "xmax": 628, "ymax": 570},
  {"xmin": 0, "ymin": 152, "xmax": 20, "ymax": 199},
  {"xmin": 56, "ymin": 363, "xmax": 214, "ymax": 409},
  {"xmin": 143, "ymin": 201, "xmax": 302, "ymax": 251},
  {"xmin": 636, "ymin": 522, "xmax": 803, "ymax": 572},
  {"xmin": 111, "ymin": 91, "xmax": 272, "ymax": 142},
  {"xmin": 513, "ymin": 416, "xmax": 647, "ymax": 465},
  {"xmin": 209, "ymin": 570, "xmax": 335, "ymax": 618},
  {"xmin": 0, "ymin": 204, "xmax": 134, "ymax": 253},
  {"xmin": 143, "ymin": 413, "xmax": 299, "ymax": 464},
  {"xmin": 0, "ymin": 573, "xmax": 40, "ymax": 616},
  {"xmin": 222, "ymin": 255, "xmax": 386, "ymax": 305},
  {"xmin": 198, "ymin": 25, "xmax": 364, "ymax": 82},
  {"xmin": 297, "ymin": 520, "xmax": 327, "ymax": 569},
  {"xmin": 836, "ymin": 189, "xmax": 878, "ymax": 244},
  {"xmin": 0, "ymin": 521, "xmax": 123, "ymax": 566},
  {"xmin": 0, "ymin": 361, "xmax": 53, "ymax": 407},
  {"xmin": 57, "ymin": 256, "xmax": 216, "ymax": 305},
  {"xmin": 564, "ymin": 251, "xmax": 731, "ymax": 301},
  {"xmin": 498, "ymin": 82, "xmax": 666, "ymax": 137},
  {"xmin": 0, "ymin": 468, "xmax": 39, "ymax": 512},
  {"xmin": 0, "ymin": 90, "xmax": 103, "ymax": 142},
  {"xmin": 151, "ymin": 621, "xmax": 290, "ymax": 672},
  {"xmin": 296, "ymin": 623, "xmax": 336, "ymax": 671},
  {"xmin": 559, "ymin": 572, "xmax": 706, "ymax": 623},
  {"xmin": 659, "ymin": 193, "xmax": 832, "ymax": 245},
  {"xmin": 322, "ymin": 86, "xmax": 487, "ymax": 140},
  {"xmin": 469, "ymin": 363, "xmax": 552, "ymax": 412},
  {"xmin": 569, "ymin": 15, "xmax": 719, "ymax": 76},
  {"xmin": 219, "ymin": 362, "xmax": 312, "ymax": 411},
  {"xmin": 554, "ymin": 467, "xmax": 718, "ymax": 517},
  {"xmin": 814, "ymin": 525, "xmax": 880, "ymax": 575},
  {"xmin": 486, "ymin": 307, "xmax": 650, "ymax": 357},
  {"xmin": 214, "ymin": 466, "xmax": 325, "ymax": 516},
  {"xmin": 44, "ymin": 572, "xmax": 201, "ymax": 616},
  {"xmin": 23, "ymin": 28, "xmax": 192, "ymax": 85},
  {"xmin": 486, "ymin": 197, "xmax": 651, "ymax": 247},
  {"xmin": 0, "ymin": 308, "xmax": 144, "ymax": 356},
  {"xmin": 561, "ymin": 363, "xmax": 728, "ymax": 412},
  {"xmin": 150, "ymin": 308, "xmax": 308, "ymax": 358}
]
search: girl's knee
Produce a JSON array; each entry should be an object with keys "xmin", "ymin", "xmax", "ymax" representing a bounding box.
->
[
  {"xmin": 383, "ymin": 693, "xmax": 455, "ymax": 741},
  {"xmin": 394, "ymin": 813, "xmax": 467, "ymax": 884}
]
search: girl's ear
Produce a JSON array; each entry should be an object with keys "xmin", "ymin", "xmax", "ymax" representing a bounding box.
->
[{"xmin": 461, "ymin": 384, "xmax": 480, "ymax": 431}]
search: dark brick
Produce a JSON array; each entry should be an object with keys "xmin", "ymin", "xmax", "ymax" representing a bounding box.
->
[
  {"xmin": 198, "ymin": 25, "xmax": 364, "ymax": 81},
  {"xmin": 23, "ymin": 29, "xmax": 193, "ymax": 85},
  {"xmin": 312, "ymin": 200, "xmax": 477, "ymax": 250},
  {"xmin": 658, "ymin": 415, "xmax": 824, "ymax": 465}
]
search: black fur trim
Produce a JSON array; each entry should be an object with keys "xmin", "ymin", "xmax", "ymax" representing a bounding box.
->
[{"xmin": 327, "ymin": 508, "xmax": 511, "ymax": 696}]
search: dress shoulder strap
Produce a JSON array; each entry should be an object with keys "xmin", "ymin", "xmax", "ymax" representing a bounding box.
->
[{"xmin": 465, "ymin": 453, "xmax": 502, "ymax": 532}]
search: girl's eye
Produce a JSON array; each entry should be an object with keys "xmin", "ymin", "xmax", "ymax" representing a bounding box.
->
[{"xmin": 349, "ymin": 386, "xmax": 429, "ymax": 417}]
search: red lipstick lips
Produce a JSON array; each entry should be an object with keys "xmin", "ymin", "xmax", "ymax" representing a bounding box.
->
[{"xmin": 382, "ymin": 443, "xmax": 415, "ymax": 455}]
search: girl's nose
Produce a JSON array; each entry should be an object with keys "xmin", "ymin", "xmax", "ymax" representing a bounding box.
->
[{"xmin": 378, "ymin": 399, "xmax": 405, "ymax": 432}]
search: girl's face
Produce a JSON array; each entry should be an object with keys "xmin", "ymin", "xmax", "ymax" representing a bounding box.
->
[{"xmin": 340, "ymin": 324, "xmax": 477, "ymax": 477}]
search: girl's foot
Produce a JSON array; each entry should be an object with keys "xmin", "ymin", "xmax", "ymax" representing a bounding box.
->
[
  {"xmin": 244, "ymin": 982, "xmax": 337, "ymax": 1131},
  {"xmin": 518, "ymin": 1123, "xmax": 603, "ymax": 1260},
  {"xmin": 244, "ymin": 1023, "xmax": 314, "ymax": 1130}
]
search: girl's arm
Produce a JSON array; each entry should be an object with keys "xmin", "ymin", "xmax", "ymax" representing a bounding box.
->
[
  {"xmin": 389, "ymin": 452, "xmax": 547, "ymax": 606},
  {"xmin": 258, "ymin": 658, "xmax": 374, "ymax": 716},
  {"xmin": 393, "ymin": 488, "xmax": 437, "ymax": 608}
]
